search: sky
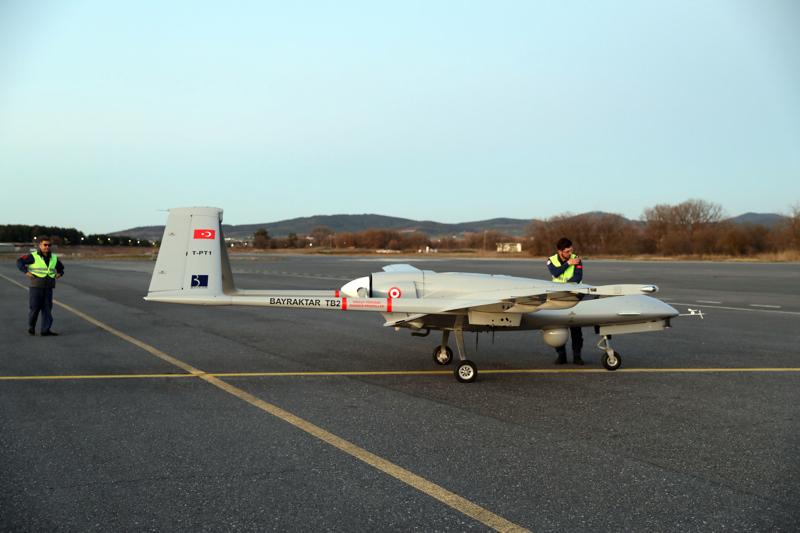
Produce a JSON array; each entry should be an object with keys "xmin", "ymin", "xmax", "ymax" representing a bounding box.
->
[{"xmin": 1, "ymin": 1, "xmax": 799, "ymax": 234}]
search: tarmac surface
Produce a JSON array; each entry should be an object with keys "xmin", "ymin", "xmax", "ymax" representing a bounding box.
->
[{"xmin": 1, "ymin": 255, "xmax": 799, "ymax": 531}]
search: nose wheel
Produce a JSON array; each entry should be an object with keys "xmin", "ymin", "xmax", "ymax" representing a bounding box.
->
[
  {"xmin": 432, "ymin": 345, "xmax": 453, "ymax": 365},
  {"xmin": 597, "ymin": 335, "xmax": 622, "ymax": 371}
]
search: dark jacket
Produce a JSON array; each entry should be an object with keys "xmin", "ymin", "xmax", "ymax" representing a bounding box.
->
[{"xmin": 17, "ymin": 252, "xmax": 64, "ymax": 289}]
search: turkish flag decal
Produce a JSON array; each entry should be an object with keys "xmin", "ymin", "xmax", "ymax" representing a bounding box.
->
[{"xmin": 193, "ymin": 229, "xmax": 216, "ymax": 239}]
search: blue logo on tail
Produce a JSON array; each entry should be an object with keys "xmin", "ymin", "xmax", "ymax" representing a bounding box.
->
[{"xmin": 191, "ymin": 275, "xmax": 209, "ymax": 288}]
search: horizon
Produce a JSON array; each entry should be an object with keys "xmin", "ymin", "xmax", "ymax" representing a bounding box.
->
[
  {"xmin": 5, "ymin": 204, "xmax": 798, "ymax": 235},
  {"xmin": 1, "ymin": 207, "xmax": 788, "ymax": 236},
  {"xmin": 2, "ymin": 1, "xmax": 799, "ymax": 234}
]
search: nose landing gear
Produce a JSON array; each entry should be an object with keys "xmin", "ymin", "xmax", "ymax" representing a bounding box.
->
[
  {"xmin": 432, "ymin": 317, "xmax": 477, "ymax": 382},
  {"xmin": 432, "ymin": 345, "xmax": 453, "ymax": 365}
]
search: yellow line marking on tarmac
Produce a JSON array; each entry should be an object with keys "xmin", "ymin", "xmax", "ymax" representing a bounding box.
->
[
  {"xmin": 199, "ymin": 372, "xmax": 527, "ymax": 532},
  {"xmin": 0, "ymin": 272, "xmax": 527, "ymax": 533},
  {"xmin": 477, "ymin": 367, "xmax": 800, "ymax": 374},
  {"xmin": 2, "ymin": 367, "xmax": 800, "ymax": 381},
  {"xmin": 206, "ymin": 367, "xmax": 800, "ymax": 376},
  {"xmin": 0, "ymin": 273, "xmax": 203, "ymax": 375},
  {"xmin": 54, "ymin": 299, "xmax": 206, "ymax": 376},
  {"xmin": 221, "ymin": 370, "xmax": 453, "ymax": 377},
  {"xmin": 0, "ymin": 373, "xmax": 195, "ymax": 381},
  {"xmin": 608, "ymin": 367, "xmax": 800, "ymax": 373}
]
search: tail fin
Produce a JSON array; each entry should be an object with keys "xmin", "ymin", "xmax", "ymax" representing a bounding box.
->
[{"xmin": 145, "ymin": 207, "xmax": 235, "ymax": 304}]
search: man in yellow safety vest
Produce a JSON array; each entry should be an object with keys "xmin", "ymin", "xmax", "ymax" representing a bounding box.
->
[
  {"xmin": 17, "ymin": 237, "xmax": 64, "ymax": 336},
  {"xmin": 546, "ymin": 237, "xmax": 584, "ymax": 364}
]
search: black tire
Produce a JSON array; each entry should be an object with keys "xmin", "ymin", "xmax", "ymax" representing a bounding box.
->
[
  {"xmin": 602, "ymin": 351, "xmax": 622, "ymax": 371},
  {"xmin": 432, "ymin": 345, "xmax": 453, "ymax": 365},
  {"xmin": 455, "ymin": 360, "xmax": 478, "ymax": 383}
]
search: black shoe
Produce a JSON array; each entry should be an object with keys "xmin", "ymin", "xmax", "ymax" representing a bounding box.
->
[
  {"xmin": 573, "ymin": 356, "xmax": 585, "ymax": 365},
  {"xmin": 41, "ymin": 331, "xmax": 59, "ymax": 336},
  {"xmin": 554, "ymin": 355, "xmax": 567, "ymax": 365},
  {"xmin": 28, "ymin": 328, "xmax": 35, "ymax": 336}
]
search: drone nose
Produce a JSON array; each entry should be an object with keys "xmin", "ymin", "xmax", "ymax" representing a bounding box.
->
[{"xmin": 658, "ymin": 299, "xmax": 680, "ymax": 319}]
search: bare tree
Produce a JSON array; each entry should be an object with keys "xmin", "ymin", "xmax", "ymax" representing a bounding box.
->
[
  {"xmin": 334, "ymin": 232, "xmax": 357, "ymax": 248},
  {"xmin": 642, "ymin": 199, "xmax": 722, "ymax": 255},
  {"xmin": 525, "ymin": 213, "xmax": 642, "ymax": 256},
  {"xmin": 786, "ymin": 204, "xmax": 800, "ymax": 251},
  {"xmin": 310, "ymin": 226, "xmax": 334, "ymax": 248},
  {"xmin": 401, "ymin": 231, "xmax": 430, "ymax": 251},
  {"xmin": 253, "ymin": 228, "xmax": 270, "ymax": 249}
]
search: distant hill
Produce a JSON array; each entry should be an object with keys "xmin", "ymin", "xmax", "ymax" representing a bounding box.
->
[
  {"xmin": 724, "ymin": 212, "xmax": 787, "ymax": 227},
  {"xmin": 112, "ymin": 214, "xmax": 539, "ymax": 240},
  {"xmin": 112, "ymin": 211, "xmax": 787, "ymax": 240},
  {"xmin": 108, "ymin": 224, "xmax": 237, "ymax": 241}
]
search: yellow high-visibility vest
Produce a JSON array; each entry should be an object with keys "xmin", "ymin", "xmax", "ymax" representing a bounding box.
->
[
  {"xmin": 29, "ymin": 251, "xmax": 58, "ymax": 278},
  {"xmin": 549, "ymin": 253, "xmax": 577, "ymax": 283}
]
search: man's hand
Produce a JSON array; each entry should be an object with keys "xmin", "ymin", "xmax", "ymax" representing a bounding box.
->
[
  {"xmin": 568, "ymin": 257, "xmax": 581, "ymax": 265},
  {"xmin": 25, "ymin": 272, "xmax": 34, "ymax": 278},
  {"xmin": 56, "ymin": 273, "xmax": 62, "ymax": 279}
]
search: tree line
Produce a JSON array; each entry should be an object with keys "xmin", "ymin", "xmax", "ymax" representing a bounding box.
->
[
  {"xmin": 4, "ymin": 199, "xmax": 798, "ymax": 257},
  {"xmin": 252, "ymin": 227, "xmax": 432, "ymax": 251},
  {"xmin": 251, "ymin": 199, "xmax": 800, "ymax": 257},
  {"xmin": 0, "ymin": 225, "xmax": 155, "ymax": 247},
  {"xmin": 524, "ymin": 200, "xmax": 799, "ymax": 257}
]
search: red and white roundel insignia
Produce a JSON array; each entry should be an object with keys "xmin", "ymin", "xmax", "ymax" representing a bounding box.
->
[{"xmin": 388, "ymin": 287, "xmax": 402, "ymax": 298}]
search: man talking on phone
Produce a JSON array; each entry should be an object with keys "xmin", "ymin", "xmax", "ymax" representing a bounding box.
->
[{"xmin": 546, "ymin": 237, "xmax": 583, "ymax": 365}]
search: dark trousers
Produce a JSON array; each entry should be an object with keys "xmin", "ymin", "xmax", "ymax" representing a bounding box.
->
[
  {"xmin": 29, "ymin": 287, "xmax": 54, "ymax": 333},
  {"xmin": 555, "ymin": 327, "xmax": 583, "ymax": 356}
]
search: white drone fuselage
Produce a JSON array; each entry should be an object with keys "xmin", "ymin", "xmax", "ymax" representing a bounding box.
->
[{"xmin": 144, "ymin": 207, "xmax": 684, "ymax": 381}]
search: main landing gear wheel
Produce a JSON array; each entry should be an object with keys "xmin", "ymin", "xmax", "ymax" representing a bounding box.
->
[
  {"xmin": 602, "ymin": 351, "xmax": 622, "ymax": 371},
  {"xmin": 455, "ymin": 360, "xmax": 478, "ymax": 383},
  {"xmin": 597, "ymin": 335, "xmax": 622, "ymax": 371},
  {"xmin": 432, "ymin": 345, "xmax": 453, "ymax": 365}
]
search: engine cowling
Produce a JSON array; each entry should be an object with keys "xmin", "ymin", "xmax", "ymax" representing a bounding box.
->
[{"xmin": 340, "ymin": 276, "xmax": 370, "ymax": 298}]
